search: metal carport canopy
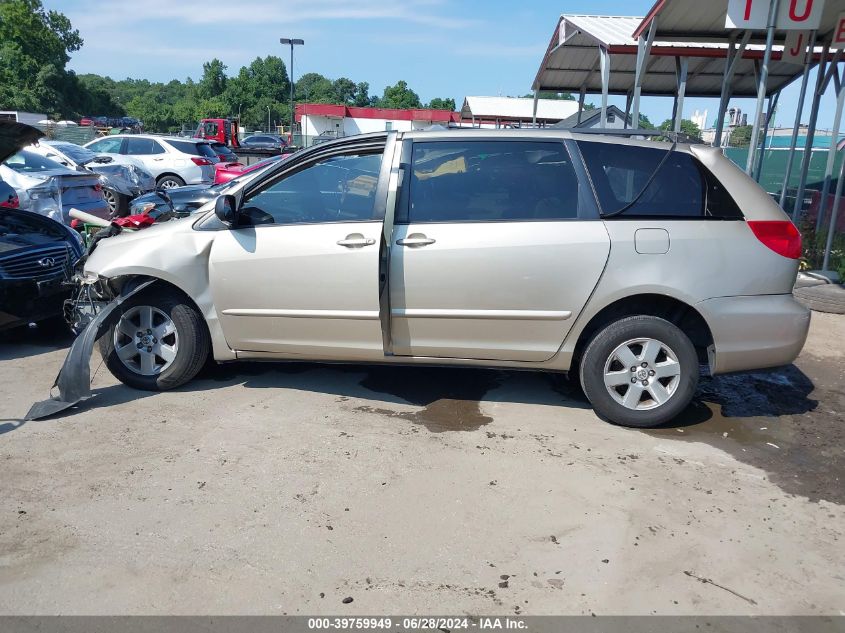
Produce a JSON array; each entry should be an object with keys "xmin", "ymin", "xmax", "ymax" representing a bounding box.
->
[{"xmin": 532, "ymin": 14, "xmax": 823, "ymax": 97}]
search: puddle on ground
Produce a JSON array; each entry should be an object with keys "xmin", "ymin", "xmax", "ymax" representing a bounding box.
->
[
  {"xmin": 646, "ymin": 358, "xmax": 844, "ymax": 505},
  {"xmin": 195, "ymin": 354, "xmax": 844, "ymax": 504},
  {"xmin": 357, "ymin": 366, "xmax": 500, "ymax": 432}
]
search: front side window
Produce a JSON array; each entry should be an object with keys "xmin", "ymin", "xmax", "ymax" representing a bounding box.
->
[
  {"xmin": 244, "ymin": 152, "xmax": 383, "ymax": 225},
  {"xmin": 87, "ymin": 137, "xmax": 123, "ymax": 154},
  {"xmin": 124, "ymin": 138, "xmax": 164, "ymax": 156},
  {"xmin": 403, "ymin": 140, "xmax": 582, "ymax": 223},
  {"xmin": 577, "ymin": 141, "xmax": 743, "ymax": 219}
]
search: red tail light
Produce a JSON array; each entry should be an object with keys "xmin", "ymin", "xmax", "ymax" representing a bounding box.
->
[
  {"xmin": 747, "ymin": 220, "xmax": 802, "ymax": 259},
  {"xmin": 93, "ymin": 183, "xmax": 102, "ymax": 192},
  {"xmin": 191, "ymin": 157, "xmax": 213, "ymax": 166}
]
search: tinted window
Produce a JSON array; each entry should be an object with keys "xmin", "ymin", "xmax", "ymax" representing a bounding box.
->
[
  {"xmin": 124, "ymin": 138, "xmax": 164, "ymax": 155},
  {"xmin": 87, "ymin": 137, "xmax": 123, "ymax": 154},
  {"xmin": 168, "ymin": 140, "xmax": 213, "ymax": 157},
  {"xmin": 578, "ymin": 141, "xmax": 742, "ymax": 219},
  {"xmin": 245, "ymin": 152, "xmax": 383, "ymax": 224},
  {"xmin": 404, "ymin": 141, "xmax": 581, "ymax": 223}
]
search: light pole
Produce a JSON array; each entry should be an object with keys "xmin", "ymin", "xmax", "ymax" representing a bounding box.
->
[
  {"xmin": 280, "ymin": 38, "xmax": 304, "ymax": 138},
  {"xmin": 267, "ymin": 106, "xmax": 271, "ymax": 133}
]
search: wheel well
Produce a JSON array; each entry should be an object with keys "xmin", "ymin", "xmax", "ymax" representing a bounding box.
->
[
  {"xmin": 155, "ymin": 172, "xmax": 183, "ymax": 184},
  {"xmin": 109, "ymin": 275, "xmax": 210, "ymax": 336},
  {"xmin": 571, "ymin": 294, "xmax": 713, "ymax": 373}
]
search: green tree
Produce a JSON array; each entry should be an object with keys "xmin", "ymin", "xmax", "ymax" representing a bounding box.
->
[
  {"xmin": 332, "ymin": 77, "xmax": 357, "ymax": 105},
  {"xmin": 427, "ymin": 97, "xmax": 456, "ymax": 111},
  {"xmin": 198, "ymin": 58, "xmax": 227, "ymax": 99},
  {"xmin": 658, "ymin": 118, "xmax": 702, "ymax": 139},
  {"xmin": 294, "ymin": 72, "xmax": 335, "ymax": 103},
  {"xmin": 728, "ymin": 125, "xmax": 753, "ymax": 147},
  {"xmin": 638, "ymin": 113, "xmax": 654, "ymax": 129},
  {"xmin": 0, "ymin": 0, "xmax": 84, "ymax": 116},
  {"xmin": 522, "ymin": 91, "xmax": 575, "ymax": 101},
  {"xmin": 376, "ymin": 80, "xmax": 421, "ymax": 109},
  {"xmin": 353, "ymin": 82, "xmax": 372, "ymax": 107}
]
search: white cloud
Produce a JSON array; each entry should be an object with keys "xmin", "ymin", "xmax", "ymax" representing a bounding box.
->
[{"xmin": 67, "ymin": 0, "xmax": 479, "ymax": 30}]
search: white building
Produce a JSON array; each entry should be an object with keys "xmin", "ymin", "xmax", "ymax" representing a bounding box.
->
[{"xmin": 460, "ymin": 96, "xmax": 579, "ymax": 127}]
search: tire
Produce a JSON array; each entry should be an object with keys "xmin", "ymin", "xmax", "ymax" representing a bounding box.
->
[
  {"xmin": 793, "ymin": 284, "xmax": 845, "ymax": 314},
  {"xmin": 99, "ymin": 287, "xmax": 210, "ymax": 391},
  {"xmin": 579, "ymin": 316, "xmax": 698, "ymax": 428},
  {"xmin": 103, "ymin": 189, "xmax": 129, "ymax": 218},
  {"xmin": 156, "ymin": 174, "xmax": 185, "ymax": 190}
]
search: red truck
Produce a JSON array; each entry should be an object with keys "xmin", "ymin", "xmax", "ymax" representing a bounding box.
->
[{"xmin": 194, "ymin": 118, "xmax": 240, "ymax": 148}]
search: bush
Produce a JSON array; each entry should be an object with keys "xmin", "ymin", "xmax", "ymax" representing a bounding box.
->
[{"xmin": 799, "ymin": 223, "xmax": 845, "ymax": 278}]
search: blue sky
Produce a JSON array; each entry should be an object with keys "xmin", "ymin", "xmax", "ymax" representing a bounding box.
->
[{"xmin": 49, "ymin": 0, "xmax": 841, "ymax": 130}]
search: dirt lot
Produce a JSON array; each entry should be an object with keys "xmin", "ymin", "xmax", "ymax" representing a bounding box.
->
[{"xmin": 0, "ymin": 313, "xmax": 842, "ymax": 616}]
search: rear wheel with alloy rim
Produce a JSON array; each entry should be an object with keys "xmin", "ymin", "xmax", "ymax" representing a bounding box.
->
[
  {"xmin": 99, "ymin": 286, "xmax": 209, "ymax": 391},
  {"xmin": 156, "ymin": 175, "xmax": 185, "ymax": 189},
  {"xmin": 103, "ymin": 189, "xmax": 128, "ymax": 217},
  {"xmin": 579, "ymin": 316, "xmax": 698, "ymax": 427}
]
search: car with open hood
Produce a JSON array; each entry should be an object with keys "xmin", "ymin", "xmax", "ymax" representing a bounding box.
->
[
  {"xmin": 0, "ymin": 121, "xmax": 84, "ymax": 331},
  {"xmin": 28, "ymin": 140, "xmax": 155, "ymax": 217}
]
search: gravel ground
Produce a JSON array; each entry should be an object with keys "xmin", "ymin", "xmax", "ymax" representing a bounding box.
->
[{"xmin": 0, "ymin": 313, "xmax": 842, "ymax": 615}]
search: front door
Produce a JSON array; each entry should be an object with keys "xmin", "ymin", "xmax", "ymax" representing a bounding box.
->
[
  {"xmin": 389, "ymin": 139, "xmax": 610, "ymax": 362},
  {"xmin": 209, "ymin": 148, "xmax": 387, "ymax": 359}
]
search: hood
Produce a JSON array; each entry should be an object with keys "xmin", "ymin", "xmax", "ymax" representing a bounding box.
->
[
  {"xmin": 133, "ymin": 184, "xmax": 218, "ymax": 207},
  {"xmin": 0, "ymin": 121, "xmax": 44, "ymax": 164},
  {"xmin": 0, "ymin": 206, "xmax": 79, "ymax": 255}
]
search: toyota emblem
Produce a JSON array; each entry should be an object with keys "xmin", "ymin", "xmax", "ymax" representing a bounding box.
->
[{"xmin": 37, "ymin": 257, "xmax": 56, "ymax": 268}]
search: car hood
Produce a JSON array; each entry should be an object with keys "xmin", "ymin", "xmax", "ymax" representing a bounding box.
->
[
  {"xmin": 0, "ymin": 207, "xmax": 76, "ymax": 256},
  {"xmin": 0, "ymin": 121, "xmax": 44, "ymax": 164},
  {"xmin": 133, "ymin": 184, "xmax": 218, "ymax": 206}
]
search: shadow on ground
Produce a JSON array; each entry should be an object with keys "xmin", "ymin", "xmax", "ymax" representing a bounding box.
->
[{"xmin": 5, "ymin": 326, "xmax": 841, "ymax": 504}]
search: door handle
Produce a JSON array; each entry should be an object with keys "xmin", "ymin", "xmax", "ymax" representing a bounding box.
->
[
  {"xmin": 396, "ymin": 234, "xmax": 436, "ymax": 247},
  {"xmin": 337, "ymin": 234, "xmax": 376, "ymax": 248}
]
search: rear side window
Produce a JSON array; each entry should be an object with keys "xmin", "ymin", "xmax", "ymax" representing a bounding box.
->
[
  {"xmin": 578, "ymin": 142, "xmax": 742, "ymax": 219},
  {"xmin": 404, "ymin": 140, "xmax": 582, "ymax": 223},
  {"xmin": 169, "ymin": 140, "xmax": 215, "ymax": 158},
  {"xmin": 124, "ymin": 138, "xmax": 164, "ymax": 155}
]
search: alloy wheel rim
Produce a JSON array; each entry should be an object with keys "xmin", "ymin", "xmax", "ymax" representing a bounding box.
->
[
  {"xmin": 103, "ymin": 189, "xmax": 117, "ymax": 215},
  {"xmin": 159, "ymin": 179, "xmax": 179, "ymax": 189},
  {"xmin": 603, "ymin": 337, "xmax": 681, "ymax": 411},
  {"xmin": 114, "ymin": 305, "xmax": 178, "ymax": 376}
]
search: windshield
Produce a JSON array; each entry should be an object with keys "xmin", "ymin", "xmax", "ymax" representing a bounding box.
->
[
  {"xmin": 4, "ymin": 150, "xmax": 66, "ymax": 173},
  {"xmin": 47, "ymin": 142, "xmax": 97, "ymax": 165}
]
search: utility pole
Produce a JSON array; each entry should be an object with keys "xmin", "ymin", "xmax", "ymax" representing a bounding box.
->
[{"xmin": 280, "ymin": 38, "xmax": 304, "ymax": 137}]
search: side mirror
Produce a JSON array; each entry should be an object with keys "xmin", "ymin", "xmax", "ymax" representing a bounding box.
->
[{"xmin": 214, "ymin": 194, "xmax": 238, "ymax": 227}]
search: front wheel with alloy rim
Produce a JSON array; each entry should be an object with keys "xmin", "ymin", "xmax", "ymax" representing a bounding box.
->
[
  {"xmin": 99, "ymin": 287, "xmax": 210, "ymax": 391},
  {"xmin": 579, "ymin": 315, "xmax": 698, "ymax": 427}
]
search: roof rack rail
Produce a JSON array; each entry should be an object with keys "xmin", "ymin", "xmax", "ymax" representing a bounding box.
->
[{"xmin": 571, "ymin": 128, "xmax": 703, "ymax": 144}]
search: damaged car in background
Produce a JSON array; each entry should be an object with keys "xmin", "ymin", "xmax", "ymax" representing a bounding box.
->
[
  {"xmin": 0, "ymin": 121, "xmax": 84, "ymax": 331},
  {"xmin": 0, "ymin": 149, "xmax": 110, "ymax": 225},
  {"xmin": 28, "ymin": 140, "xmax": 155, "ymax": 217}
]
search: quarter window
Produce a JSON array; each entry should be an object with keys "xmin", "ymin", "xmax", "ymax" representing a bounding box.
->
[
  {"xmin": 577, "ymin": 141, "xmax": 743, "ymax": 219},
  {"xmin": 244, "ymin": 152, "xmax": 383, "ymax": 225},
  {"xmin": 404, "ymin": 141, "xmax": 582, "ymax": 223}
]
